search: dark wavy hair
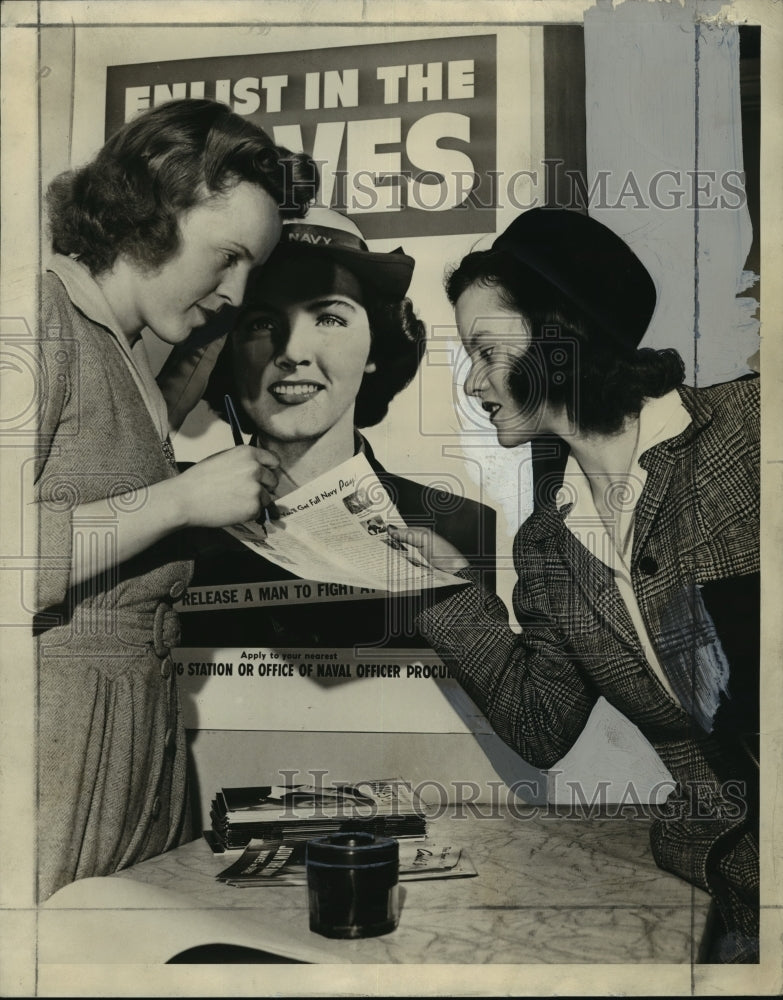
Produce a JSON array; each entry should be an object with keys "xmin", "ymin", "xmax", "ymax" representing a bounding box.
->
[
  {"xmin": 46, "ymin": 98, "xmax": 319, "ymax": 275},
  {"xmin": 203, "ymin": 251, "xmax": 426, "ymax": 431},
  {"xmin": 446, "ymin": 249, "xmax": 685, "ymax": 435}
]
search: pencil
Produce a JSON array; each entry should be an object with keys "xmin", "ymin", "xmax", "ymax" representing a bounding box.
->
[
  {"xmin": 224, "ymin": 394, "xmax": 270, "ymax": 533},
  {"xmin": 224, "ymin": 394, "xmax": 245, "ymax": 446}
]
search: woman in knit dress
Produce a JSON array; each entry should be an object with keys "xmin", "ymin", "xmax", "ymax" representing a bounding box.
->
[{"xmin": 35, "ymin": 98, "xmax": 316, "ymax": 900}]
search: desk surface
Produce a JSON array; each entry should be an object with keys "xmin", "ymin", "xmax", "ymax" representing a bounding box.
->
[{"xmin": 42, "ymin": 806, "xmax": 711, "ymax": 965}]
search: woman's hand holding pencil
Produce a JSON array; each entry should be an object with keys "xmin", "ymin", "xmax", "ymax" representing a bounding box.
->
[
  {"xmin": 172, "ymin": 395, "xmax": 280, "ymax": 529},
  {"xmin": 175, "ymin": 445, "xmax": 279, "ymax": 529}
]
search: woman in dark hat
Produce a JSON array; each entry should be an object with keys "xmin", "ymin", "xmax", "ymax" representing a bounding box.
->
[
  {"xmin": 161, "ymin": 206, "xmax": 494, "ymax": 653},
  {"xmin": 410, "ymin": 207, "xmax": 759, "ymax": 962},
  {"xmin": 36, "ymin": 98, "xmax": 316, "ymax": 900}
]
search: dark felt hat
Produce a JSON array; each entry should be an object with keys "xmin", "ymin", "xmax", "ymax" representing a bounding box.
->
[
  {"xmin": 266, "ymin": 206, "xmax": 415, "ymax": 300},
  {"xmin": 492, "ymin": 208, "xmax": 657, "ymax": 349}
]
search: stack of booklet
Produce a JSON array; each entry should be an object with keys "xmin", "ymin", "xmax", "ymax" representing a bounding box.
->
[
  {"xmin": 209, "ymin": 777, "xmax": 429, "ymax": 851},
  {"xmin": 216, "ymin": 837, "xmax": 477, "ymax": 887}
]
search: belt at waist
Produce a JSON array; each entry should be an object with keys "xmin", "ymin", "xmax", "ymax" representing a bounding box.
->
[{"xmin": 34, "ymin": 602, "xmax": 180, "ymax": 658}]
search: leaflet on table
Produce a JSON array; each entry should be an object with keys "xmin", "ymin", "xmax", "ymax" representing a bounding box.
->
[
  {"xmin": 216, "ymin": 837, "xmax": 477, "ymax": 887},
  {"xmin": 223, "ymin": 452, "xmax": 467, "ymax": 592}
]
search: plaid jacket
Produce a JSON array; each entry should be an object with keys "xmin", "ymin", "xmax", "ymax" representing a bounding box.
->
[{"xmin": 419, "ymin": 377, "xmax": 760, "ymax": 956}]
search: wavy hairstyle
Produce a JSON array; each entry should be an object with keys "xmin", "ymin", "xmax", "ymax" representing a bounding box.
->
[
  {"xmin": 46, "ymin": 98, "xmax": 319, "ymax": 275},
  {"xmin": 446, "ymin": 249, "xmax": 685, "ymax": 435},
  {"xmin": 203, "ymin": 251, "xmax": 426, "ymax": 431}
]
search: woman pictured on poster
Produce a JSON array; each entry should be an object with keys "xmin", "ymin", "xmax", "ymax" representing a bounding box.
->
[
  {"xmin": 407, "ymin": 208, "xmax": 760, "ymax": 962},
  {"xmin": 35, "ymin": 98, "xmax": 317, "ymax": 900},
  {"xmin": 159, "ymin": 207, "xmax": 495, "ymax": 654}
]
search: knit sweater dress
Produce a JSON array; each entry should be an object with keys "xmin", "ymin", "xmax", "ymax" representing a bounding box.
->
[{"xmin": 35, "ymin": 257, "xmax": 195, "ymax": 901}]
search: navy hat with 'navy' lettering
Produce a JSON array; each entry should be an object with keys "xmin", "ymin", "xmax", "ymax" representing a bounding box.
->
[{"xmin": 267, "ymin": 207, "xmax": 416, "ymax": 300}]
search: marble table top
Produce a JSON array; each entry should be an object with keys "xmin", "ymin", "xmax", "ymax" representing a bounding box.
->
[{"xmin": 43, "ymin": 805, "xmax": 712, "ymax": 965}]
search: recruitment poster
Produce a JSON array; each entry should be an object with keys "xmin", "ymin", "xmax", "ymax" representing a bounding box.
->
[{"xmin": 0, "ymin": 0, "xmax": 781, "ymax": 996}]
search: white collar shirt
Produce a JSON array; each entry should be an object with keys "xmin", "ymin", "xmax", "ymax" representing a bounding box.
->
[{"xmin": 555, "ymin": 390, "xmax": 693, "ymax": 705}]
